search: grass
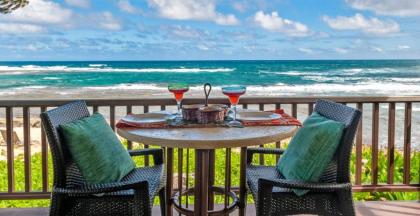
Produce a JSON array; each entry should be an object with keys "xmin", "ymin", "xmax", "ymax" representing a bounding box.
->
[{"xmin": 0, "ymin": 143, "xmax": 418, "ymax": 208}]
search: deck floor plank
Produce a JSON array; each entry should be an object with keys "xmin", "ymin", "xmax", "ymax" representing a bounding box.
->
[{"xmin": 0, "ymin": 201, "xmax": 418, "ymax": 216}]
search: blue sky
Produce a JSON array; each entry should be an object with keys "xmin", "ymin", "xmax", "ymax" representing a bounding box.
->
[{"xmin": 0, "ymin": 0, "xmax": 419, "ymax": 60}]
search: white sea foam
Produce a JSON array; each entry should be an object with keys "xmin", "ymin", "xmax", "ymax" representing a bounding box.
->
[
  {"xmin": 0, "ymin": 65, "xmax": 235, "ymax": 73},
  {"xmin": 42, "ymin": 77, "xmax": 61, "ymax": 80},
  {"xmin": 259, "ymin": 70, "xmax": 322, "ymax": 76},
  {"xmin": 341, "ymin": 68, "xmax": 363, "ymax": 74},
  {"xmin": 388, "ymin": 77, "xmax": 420, "ymax": 83},
  {"xmin": 75, "ymin": 82, "xmax": 420, "ymax": 96},
  {"xmin": 13, "ymin": 86, "xmax": 49, "ymax": 90},
  {"xmin": 89, "ymin": 64, "xmax": 107, "ymax": 67},
  {"xmin": 245, "ymin": 82, "xmax": 420, "ymax": 96},
  {"xmin": 84, "ymin": 83, "xmax": 165, "ymax": 90}
]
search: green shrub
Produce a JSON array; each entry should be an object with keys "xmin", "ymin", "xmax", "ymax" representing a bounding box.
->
[{"xmin": 0, "ymin": 144, "xmax": 418, "ymax": 207}]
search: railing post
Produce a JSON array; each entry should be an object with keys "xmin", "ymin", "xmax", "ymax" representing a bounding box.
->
[
  {"xmin": 403, "ymin": 102, "xmax": 412, "ymax": 184},
  {"xmin": 177, "ymin": 148, "xmax": 184, "ymax": 212},
  {"xmin": 110, "ymin": 105, "xmax": 116, "ymax": 131},
  {"xmin": 387, "ymin": 102, "xmax": 395, "ymax": 184},
  {"xmin": 224, "ymin": 148, "xmax": 232, "ymax": 210},
  {"xmin": 6, "ymin": 107, "xmax": 15, "ymax": 193},
  {"xmin": 143, "ymin": 105, "xmax": 150, "ymax": 166},
  {"xmin": 40, "ymin": 106, "xmax": 49, "ymax": 192},
  {"xmin": 308, "ymin": 102, "xmax": 314, "ymax": 115},
  {"xmin": 355, "ymin": 103, "xmax": 363, "ymax": 185},
  {"xmin": 371, "ymin": 103, "xmax": 379, "ymax": 185},
  {"xmin": 166, "ymin": 148, "xmax": 174, "ymax": 216},
  {"xmin": 126, "ymin": 105, "xmax": 133, "ymax": 150},
  {"xmin": 259, "ymin": 103, "xmax": 264, "ymax": 165},
  {"xmin": 292, "ymin": 103, "xmax": 297, "ymax": 118},
  {"xmin": 23, "ymin": 106, "xmax": 32, "ymax": 192},
  {"xmin": 239, "ymin": 147, "xmax": 247, "ymax": 216}
]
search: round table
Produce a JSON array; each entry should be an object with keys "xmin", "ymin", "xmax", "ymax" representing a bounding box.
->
[{"xmin": 117, "ymin": 126, "xmax": 297, "ymax": 216}]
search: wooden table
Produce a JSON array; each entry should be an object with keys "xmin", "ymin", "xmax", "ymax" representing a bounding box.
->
[{"xmin": 117, "ymin": 126, "xmax": 297, "ymax": 216}]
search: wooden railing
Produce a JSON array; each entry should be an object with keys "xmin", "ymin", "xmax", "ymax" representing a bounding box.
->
[{"xmin": 0, "ymin": 96, "xmax": 419, "ymax": 200}]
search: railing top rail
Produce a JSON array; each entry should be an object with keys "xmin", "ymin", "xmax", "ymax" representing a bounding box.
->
[{"xmin": 0, "ymin": 96, "xmax": 419, "ymax": 107}]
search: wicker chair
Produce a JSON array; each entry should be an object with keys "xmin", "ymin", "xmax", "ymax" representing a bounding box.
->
[
  {"xmin": 246, "ymin": 99, "xmax": 361, "ymax": 216},
  {"xmin": 40, "ymin": 101, "xmax": 166, "ymax": 216}
]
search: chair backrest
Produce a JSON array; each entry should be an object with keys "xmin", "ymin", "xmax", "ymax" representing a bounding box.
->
[
  {"xmin": 40, "ymin": 101, "xmax": 90, "ymax": 187},
  {"xmin": 314, "ymin": 99, "xmax": 361, "ymax": 183}
]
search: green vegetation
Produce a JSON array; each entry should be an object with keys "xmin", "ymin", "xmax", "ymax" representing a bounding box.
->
[{"xmin": 0, "ymin": 144, "xmax": 418, "ymax": 208}]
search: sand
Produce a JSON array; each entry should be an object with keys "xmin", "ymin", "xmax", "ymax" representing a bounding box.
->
[{"xmin": 0, "ymin": 88, "xmax": 419, "ymax": 161}]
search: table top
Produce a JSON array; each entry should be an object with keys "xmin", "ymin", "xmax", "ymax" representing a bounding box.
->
[{"xmin": 117, "ymin": 125, "xmax": 297, "ymax": 149}]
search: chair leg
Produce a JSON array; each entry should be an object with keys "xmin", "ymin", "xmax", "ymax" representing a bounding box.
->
[
  {"xmin": 49, "ymin": 193, "xmax": 65, "ymax": 216},
  {"xmin": 338, "ymin": 190, "xmax": 355, "ymax": 216},
  {"xmin": 159, "ymin": 188, "xmax": 166, "ymax": 216}
]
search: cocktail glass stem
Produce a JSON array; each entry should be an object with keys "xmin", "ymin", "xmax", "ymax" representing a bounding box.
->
[
  {"xmin": 176, "ymin": 101, "xmax": 182, "ymax": 117},
  {"xmin": 233, "ymin": 104, "xmax": 237, "ymax": 121}
]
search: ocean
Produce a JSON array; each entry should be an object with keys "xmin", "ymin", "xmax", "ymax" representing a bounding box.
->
[
  {"xmin": 1, "ymin": 60, "xmax": 420, "ymax": 96},
  {"xmin": 0, "ymin": 60, "xmax": 419, "ymax": 149}
]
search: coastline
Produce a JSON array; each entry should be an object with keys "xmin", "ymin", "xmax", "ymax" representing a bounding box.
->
[
  {"xmin": 2, "ymin": 84, "xmax": 420, "ymax": 100},
  {"xmin": 0, "ymin": 89, "xmax": 419, "ymax": 156}
]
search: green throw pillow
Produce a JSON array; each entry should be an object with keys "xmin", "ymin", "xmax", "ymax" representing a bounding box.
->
[
  {"xmin": 60, "ymin": 113, "xmax": 135, "ymax": 184},
  {"xmin": 277, "ymin": 112, "xmax": 345, "ymax": 196}
]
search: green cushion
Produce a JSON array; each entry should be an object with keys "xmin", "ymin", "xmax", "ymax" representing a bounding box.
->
[
  {"xmin": 277, "ymin": 112, "xmax": 345, "ymax": 196},
  {"xmin": 60, "ymin": 113, "xmax": 135, "ymax": 184}
]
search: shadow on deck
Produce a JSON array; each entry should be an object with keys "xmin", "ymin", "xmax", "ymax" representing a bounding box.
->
[{"xmin": 0, "ymin": 201, "xmax": 419, "ymax": 216}]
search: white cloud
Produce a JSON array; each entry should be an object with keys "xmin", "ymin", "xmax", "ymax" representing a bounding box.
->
[
  {"xmin": 232, "ymin": 2, "xmax": 247, "ymax": 13},
  {"xmin": 1, "ymin": 0, "xmax": 73, "ymax": 25},
  {"xmin": 346, "ymin": 0, "xmax": 420, "ymax": 17},
  {"xmin": 398, "ymin": 45, "xmax": 410, "ymax": 50},
  {"xmin": 65, "ymin": 0, "xmax": 90, "ymax": 9},
  {"xmin": 197, "ymin": 44, "xmax": 209, "ymax": 51},
  {"xmin": 335, "ymin": 48, "xmax": 349, "ymax": 54},
  {"xmin": 253, "ymin": 11, "xmax": 311, "ymax": 37},
  {"xmin": 371, "ymin": 47, "xmax": 383, "ymax": 52},
  {"xmin": 96, "ymin": 12, "xmax": 123, "ymax": 31},
  {"xmin": 298, "ymin": 48, "xmax": 314, "ymax": 54},
  {"xmin": 117, "ymin": 0, "xmax": 139, "ymax": 14},
  {"xmin": 147, "ymin": 0, "xmax": 239, "ymax": 25},
  {"xmin": 322, "ymin": 13, "xmax": 400, "ymax": 36},
  {"xmin": 0, "ymin": 23, "xmax": 45, "ymax": 34},
  {"xmin": 24, "ymin": 43, "xmax": 51, "ymax": 51},
  {"xmin": 165, "ymin": 25, "xmax": 206, "ymax": 38}
]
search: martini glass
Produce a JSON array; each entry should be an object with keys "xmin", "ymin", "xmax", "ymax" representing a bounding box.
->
[
  {"xmin": 168, "ymin": 83, "xmax": 189, "ymax": 117},
  {"xmin": 222, "ymin": 86, "xmax": 246, "ymax": 127}
]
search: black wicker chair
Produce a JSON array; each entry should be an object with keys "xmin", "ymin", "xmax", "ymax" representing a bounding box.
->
[
  {"xmin": 246, "ymin": 99, "xmax": 361, "ymax": 216},
  {"xmin": 40, "ymin": 101, "xmax": 166, "ymax": 216}
]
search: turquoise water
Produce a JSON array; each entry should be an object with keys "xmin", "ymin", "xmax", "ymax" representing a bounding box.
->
[
  {"xmin": 0, "ymin": 60, "xmax": 420, "ymax": 95},
  {"xmin": 0, "ymin": 60, "xmax": 419, "ymax": 149}
]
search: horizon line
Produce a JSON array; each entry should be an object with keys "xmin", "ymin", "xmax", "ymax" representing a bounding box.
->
[{"xmin": 0, "ymin": 58, "xmax": 420, "ymax": 62}]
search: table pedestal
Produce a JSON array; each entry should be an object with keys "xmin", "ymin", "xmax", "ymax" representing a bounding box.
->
[
  {"xmin": 168, "ymin": 149, "xmax": 244, "ymax": 216},
  {"xmin": 195, "ymin": 149, "xmax": 210, "ymax": 216}
]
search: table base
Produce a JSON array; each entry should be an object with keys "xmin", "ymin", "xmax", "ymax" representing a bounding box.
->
[
  {"xmin": 165, "ymin": 148, "xmax": 248, "ymax": 216},
  {"xmin": 172, "ymin": 187, "xmax": 239, "ymax": 216}
]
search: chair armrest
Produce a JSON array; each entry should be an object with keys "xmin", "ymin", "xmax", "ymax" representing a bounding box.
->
[
  {"xmin": 53, "ymin": 180, "xmax": 148, "ymax": 195},
  {"xmin": 258, "ymin": 178, "xmax": 352, "ymax": 193},
  {"xmin": 129, "ymin": 148, "xmax": 163, "ymax": 165},
  {"xmin": 247, "ymin": 148, "xmax": 285, "ymax": 164}
]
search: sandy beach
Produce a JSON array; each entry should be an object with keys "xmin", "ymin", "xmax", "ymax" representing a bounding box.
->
[{"xmin": 1, "ymin": 88, "xmax": 419, "ymax": 159}]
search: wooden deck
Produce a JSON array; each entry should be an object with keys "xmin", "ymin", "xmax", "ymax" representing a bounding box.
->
[{"xmin": 0, "ymin": 201, "xmax": 419, "ymax": 216}]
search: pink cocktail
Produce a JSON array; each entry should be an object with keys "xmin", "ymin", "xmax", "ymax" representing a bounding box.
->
[
  {"xmin": 222, "ymin": 86, "xmax": 246, "ymax": 127},
  {"xmin": 168, "ymin": 83, "xmax": 189, "ymax": 117},
  {"xmin": 169, "ymin": 89, "xmax": 188, "ymax": 102}
]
